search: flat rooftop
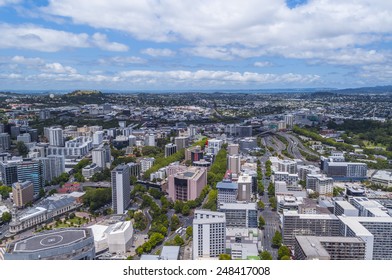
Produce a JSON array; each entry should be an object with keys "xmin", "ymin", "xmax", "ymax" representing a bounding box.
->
[{"xmin": 11, "ymin": 229, "xmax": 87, "ymax": 253}]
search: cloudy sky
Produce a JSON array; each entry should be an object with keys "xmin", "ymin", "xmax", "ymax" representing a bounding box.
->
[{"xmin": 0, "ymin": 0, "xmax": 392, "ymax": 91}]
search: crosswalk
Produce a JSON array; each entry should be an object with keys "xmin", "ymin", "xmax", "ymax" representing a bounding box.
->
[{"xmin": 0, "ymin": 247, "xmax": 5, "ymax": 260}]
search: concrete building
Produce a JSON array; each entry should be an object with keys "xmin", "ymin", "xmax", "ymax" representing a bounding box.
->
[
  {"xmin": 17, "ymin": 160, "xmax": 44, "ymax": 194},
  {"xmin": 111, "ymin": 164, "xmax": 130, "ymax": 215},
  {"xmin": 38, "ymin": 155, "xmax": 65, "ymax": 183},
  {"xmin": 278, "ymin": 160, "xmax": 297, "ymax": 174},
  {"xmin": 4, "ymin": 228, "xmax": 95, "ymax": 260},
  {"xmin": 174, "ymin": 136, "xmax": 189, "ymax": 151},
  {"xmin": 107, "ymin": 221, "xmax": 134, "ymax": 254},
  {"xmin": 298, "ymin": 165, "xmax": 320, "ymax": 181},
  {"xmin": 306, "ymin": 174, "xmax": 334, "ymax": 195},
  {"xmin": 371, "ymin": 170, "xmax": 392, "ymax": 187},
  {"xmin": 127, "ymin": 162, "xmax": 141, "ymax": 178},
  {"xmin": 92, "ymin": 146, "xmax": 111, "ymax": 170},
  {"xmin": 92, "ymin": 131, "xmax": 104, "ymax": 147},
  {"xmin": 192, "ymin": 210, "xmax": 226, "ymax": 259},
  {"xmin": 144, "ymin": 133, "xmax": 156, "ymax": 147},
  {"xmin": 165, "ymin": 143, "xmax": 177, "ymax": 158},
  {"xmin": 349, "ymin": 197, "xmax": 389, "ymax": 217},
  {"xmin": 0, "ymin": 160, "xmax": 19, "ymax": 186},
  {"xmin": 167, "ymin": 166, "xmax": 207, "ymax": 201},
  {"xmin": 339, "ymin": 215, "xmax": 392, "ymax": 260},
  {"xmin": 237, "ymin": 175, "xmax": 252, "ymax": 202},
  {"xmin": 16, "ymin": 133, "xmax": 31, "ymax": 144},
  {"xmin": 274, "ymin": 172, "xmax": 298, "ymax": 187},
  {"xmin": 227, "ymin": 144, "xmax": 240, "ymax": 156},
  {"xmin": 140, "ymin": 157, "xmax": 155, "ymax": 173},
  {"xmin": 12, "ymin": 181, "xmax": 34, "ymax": 208},
  {"xmin": 323, "ymin": 160, "xmax": 367, "ymax": 180},
  {"xmin": 334, "ymin": 200, "xmax": 359, "ymax": 217},
  {"xmin": 48, "ymin": 127, "xmax": 64, "ymax": 147},
  {"xmin": 9, "ymin": 195, "xmax": 79, "ymax": 234},
  {"xmin": 207, "ymin": 139, "xmax": 223, "ymax": 155},
  {"xmin": 219, "ymin": 202, "xmax": 257, "ymax": 228},
  {"xmin": 82, "ymin": 163, "xmax": 100, "ymax": 179},
  {"xmin": 227, "ymin": 155, "xmax": 241, "ymax": 176},
  {"xmin": 282, "ymin": 211, "xmax": 341, "ymax": 247},
  {"xmin": 239, "ymin": 138, "xmax": 257, "ymax": 152},
  {"xmin": 185, "ymin": 145, "xmax": 203, "ymax": 162},
  {"xmin": 294, "ymin": 235, "xmax": 366, "ymax": 260},
  {"xmin": 216, "ymin": 179, "xmax": 238, "ymax": 208},
  {"xmin": 0, "ymin": 133, "xmax": 10, "ymax": 151},
  {"xmin": 284, "ymin": 114, "xmax": 294, "ymax": 128},
  {"xmin": 47, "ymin": 136, "xmax": 92, "ymax": 159},
  {"xmin": 230, "ymin": 243, "xmax": 259, "ymax": 260}
]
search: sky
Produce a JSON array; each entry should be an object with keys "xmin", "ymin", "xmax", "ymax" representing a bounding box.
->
[{"xmin": 0, "ymin": 0, "xmax": 392, "ymax": 91}]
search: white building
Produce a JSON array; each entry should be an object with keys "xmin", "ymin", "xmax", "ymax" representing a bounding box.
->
[
  {"xmin": 111, "ymin": 164, "xmax": 130, "ymax": 215},
  {"xmin": 140, "ymin": 158, "xmax": 155, "ymax": 172},
  {"xmin": 237, "ymin": 175, "xmax": 252, "ymax": 202},
  {"xmin": 47, "ymin": 137, "xmax": 92, "ymax": 158},
  {"xmin": 278, "ymin": 159, "xmax": 297, "ymax": 174},
  {"xmin": 48, "ymin": 127, "xmax": 64, "ymax": 147},
  {"xmin": 284, "ymin": 114, "xmax": 294, "ymax": 128},
  {"xmin": 16, "ymin": 133, "xmax": 31, "ymax": 144},
  {"xmin": 144, "ymin": 134, "xmax": 156, "ymax": 147},
  {"xmin": 107, "ymin": 221, "xmax": 134, "ymax": 254},
  {"xmin": 92, "ymin": 146, "xmax": 111, "ymax": 170},
  {"xmin": 193, "ymin": 210, "xmax": 226, "ymax": 260},
  {"xmin": 298, "ymin": 165, "xmax": 320, "ymax": 181},
  {"xmin": 92, "ymin": 131, "xmax": 104, "ymax": 147},
  {"xmin": 371, "ymin": 170, "xmax": 392, "ymax": 187},
  {"xmin": 227, "ymin": 155, "xmax": 241, "ymax": 176},
  {"xmin": 82, "ymin": 163, "xmax": 100, "ymax": 179},
  {"xmin": 207, "ymin": 139, "xmax": 223, "ymax": 155},
  {"xmin": 274, "ymin": 172, "xmax": 299, "ymax": 186}
]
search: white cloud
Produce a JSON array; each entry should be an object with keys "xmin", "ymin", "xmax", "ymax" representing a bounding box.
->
[
  {"xmin": 254, "ymin": 61, "xmax": 273, "ymax": 67},
  {"xmin": 43, "ymin": 0, "xmax": 392, "ymax": 60},
  {"xmin": 11, "ymin": 55, "xmax": 45, "ymax": 65},
  {"xmin": 0, "ymin": 23, "xmax": 127, "ymax": 52},
  {"xmin": 43, "ymin": 63, "xmax": 77, "ymax": 74},
  {"xmin": 141, "ymin": 48, "xmax": 176, "ymax": 57},
  {"xmin": 0, "ymin": 0, "xmax": 20, "ymax": 6},
  {"xmin": 98, "ymin": 56, "xmax": 146, "ymax": 65},
  {"xmin": 91, "ymin": 33, "xmax": 128, "ymax": 52}
]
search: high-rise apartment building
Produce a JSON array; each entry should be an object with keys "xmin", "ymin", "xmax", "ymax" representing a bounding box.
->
[
  {"xmin": 192, "ymin": 210, "xmax": 226, "ymax": 260},
  {"xmin": 227, "ymin": 155, "xmax": 241, "ymax": 176},
  {"xmin": 48, "ymin": 127, "xmax": 64, "ymax": 147},
  {"xmin": 111, "ymin": 164, "xmax": 131, "ymax": 215},
  {"xmin": 164, "ymin": 143, "xmax": 177, "ymax": 158}
]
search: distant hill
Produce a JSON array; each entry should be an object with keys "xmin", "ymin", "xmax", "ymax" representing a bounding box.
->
[
  {"xmin": 332, "ymin": 85, "xmax": 392, "ymax": 94},
  {"xmin": 62, "ymin": 90, "xmax": 108, "ymax": 104}
]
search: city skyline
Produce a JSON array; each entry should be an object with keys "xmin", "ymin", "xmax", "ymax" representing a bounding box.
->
[{"xmin": 1, "ymin": 0, "xmax": 392, "ymax": 90}]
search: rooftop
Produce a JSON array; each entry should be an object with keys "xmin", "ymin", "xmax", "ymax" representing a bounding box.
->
[{"xmin": 9, "ymin": 228, "xmax": 89, "ymax": 253}]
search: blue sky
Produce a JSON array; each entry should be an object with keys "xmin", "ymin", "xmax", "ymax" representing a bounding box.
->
[{"xmin": 0, "ymin": 0, "xmax": 392, "ymax": 91}]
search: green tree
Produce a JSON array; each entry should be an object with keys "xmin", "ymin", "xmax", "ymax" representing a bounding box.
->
[
  {"xmin": 257, "ymin": 183, "xmax": 264, "ymax": 196},
  {"xmin": 278, "ymin": 245, "xmax": 291, "ymax": 260},
  {"xmin": 170, "ymin": 214, "xmax": 180, "ymax": 231},
  {"xmin": 272, "ymin": 231, "xmax": 282, "ymax": 248},
  {"xmin": 182, "ymin": 204, "xmax": 190, "ymax": 216},
  {"xmin": 268, "ymin": 182, "xmax": 275, "ymax": 196},
  {"xmin": 1, "ymin": 211, "xmax": 12, "ymax": 223},
  {"xmin": 39, "ymin": 187, "xmax": 46, "ymax": 198},
  {"xmin": 257, "ymin": 200, "xmax": 265, "ymax": 210},
  {"xmin": 269, "ymin": 197, "xmax": 277, "ymax": 210},
  {"xmin": 0, "ymin": 185, "xmax": 12, "ymax": 199},
  {"xmin": 260, "ymin": 250, "xmax": 273, "ymax": 260},
  {"xmin": 258, "ymin": 216, "xmax": 265, "ymax": 229},
  {"xmin": 16, "ymin": 141, "xmax": 29, "ymax": 157},
  {"xmin": 130, "ymin": 175, "xmax": 138, "ymax": 185},
  {"xmin": 173, "ymin": 234, "xmax": 185, "ymax": 246},
  {"xmin": 185, "ymin": 226, "xmax": 193, "ymax": 239},
  {"xmin": 280, "ymin": 255, "xmax": 291, "ymax": 260},
  {"xmin": 218, "ymin": 254, "xmax": 232, "ymax": 260}
]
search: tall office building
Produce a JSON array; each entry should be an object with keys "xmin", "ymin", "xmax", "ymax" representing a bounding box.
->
[
  {"xmin": 174, "ymin": 136, "xmax": 189, "ymax": 151},
  {"xmin": 165, "ymin": 143, "xmax": 177, "ymax": 158},
  {"xmin": 111, "ymin": 164, "xmax": 131, "ymax": 215},
  {"xmin": 216, "ymin": 179, "xmax": 238, "ymax": 208},
  {"xmin": 0, "ymin": 161, "xmax": 19, "ymax": 186},
  {"xmin": 219, "ymin": 202, "xmax": 257, "ymax": 228},
  {"xmin": 144, "ymin": 134, "xmax": 156, "ymax": 147},
  {"xmin": 92, "ymin": 131, "xmax": 104, "ymax": 147},
  {"xmin": 282, "ymin": 211, "xmax": 341, "ymax": 247},
  {"xmin": 227, "ymin": 155, "xmax": 241, "ymax": 176},
  {"xmin": 207, "ymin": 139, "xmax": 222, "ymax": 155},
  {"xmin": 237, "ymin": 175, "xmax": 252, "ymax": 202},
  {"xmin": 17, "ymin": 160, "xmax": 44, "ymax": 194},
  {"xmin": 339, "ymin": 215, "xmax": 392, "ymax": 260},
  {"xmin": 284, "ymin": 115, "xmax": 294, "ymax": 128},
  {"xmin": 192, "ymin": 210, "xmax": 226, "ymax": 260},
  {"xmin": 37, "ymin": 156, "xmax": 65, "ymax": 183},
  {"xmin": 92, "ymin": 146, "xmax": 111, "ymax": 170},
  {"xmin": 0, "ymin": 133, "xmax": 10, "ymax": 151},
  {"xmin": 227, "ymin": 144, "xmax": 240, "ymax": 156},
  {"xmin": 167, "ymin": 167, "xmax": 207, "ymax": 201},
  {"xmin": 12, "ymin": 181, "xmax": 34, "ymax": 208},
  {"xmin": 48, "ymin": 127, "xmax": 64, "ymax": 147}
]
